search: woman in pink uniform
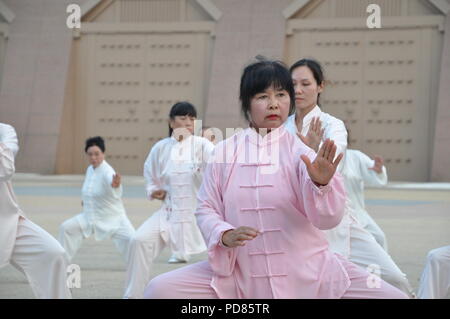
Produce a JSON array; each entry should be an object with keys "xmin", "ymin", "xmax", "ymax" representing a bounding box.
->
[{"xmin": 143, "ymin": 58, "xmax": 408, "ymax": 299}]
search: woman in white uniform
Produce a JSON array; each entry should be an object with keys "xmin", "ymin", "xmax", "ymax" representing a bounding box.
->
[
  {"xmin": 0, "ymin": 123, "xmax": 71, "ymax": 299},
  {"xmin": 343, "ymin": 133, "xmax": 389, "ymax": 251},
  {"xmin": 124, "ymin": 102, "xmax": 214, "ymax": 299},
  {"xmin": 58, "ymin": 136, "xmax": 135, "ymax": 263},
  {"xmin": 284, "ymin": 58, "xmax": 414, "ymax": 297},
  {"xmin": 418, "ymin": 245, "xmax": 450, "ymax": 299}
]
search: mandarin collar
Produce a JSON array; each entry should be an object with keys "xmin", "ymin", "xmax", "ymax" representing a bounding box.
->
[
  {"xmin": 286, "ymin": 105, "xmax": 322, "ymax": 134},
  {"xmin": 170, "ymin": 133, "xmax": 193, "ymax": 144},
  {"xmin": 301, "ymin": 105, "xmax": 322, "ymax": 131},
  {"xmin": 92, "ymin": 160, "xmax": 107, "ymax": 172},
  {"xmin": 245, "ymin": 126, "xmax": 286, "ymax": 147}
]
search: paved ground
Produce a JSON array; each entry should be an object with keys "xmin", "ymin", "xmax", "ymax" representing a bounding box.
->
[{"xmin": 0, "ymin": 174, "xmax": 449, "ymax": 299}]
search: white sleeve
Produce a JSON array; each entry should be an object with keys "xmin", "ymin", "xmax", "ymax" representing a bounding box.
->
[
  {"xmin": 143, "ymin": 144, "xmax": 163, "ymax": 200},
  {"xmin": 0, "ymin": 143, "xmax": 15, "ymax": 182},
  {"xmin": 104, "ymin": 166, "xmax": 123, "ymax": 198},
  {"xmin": 357, "ymin": 151, "xmax": 388, "ymax": 187},
  {"xmin": 0, "ymin": 124, "xmax": 19, "ymax": 158},
  {"xmin": 201, "ymin": 138, "xmax": 215, "ymax": 171},
  {"xmin": 323, "ymin": 116, "xmax": 348, "ymax": 173}
]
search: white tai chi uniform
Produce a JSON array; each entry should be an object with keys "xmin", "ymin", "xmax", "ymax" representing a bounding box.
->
[
  {"xmin": 342, "ymin": 149, "xmax": 388, "ymax": 251},
  {"xmin": 58, "ymin": 160, "xmax": 135, "ymax": 262},
  {"xmin": 0, "ymin": 123, "xmax": 71, "ymax": 299},
  {"xmin": 124, "ymin": 135, "xmax": 214, "ymax": 298},
  {"xmin": 418, "ymin": 245, "xmax": 450, "ymax": 299},
  {"xmin": 285, "ymin": 106, "xmax": 414, "ymax": 296}
]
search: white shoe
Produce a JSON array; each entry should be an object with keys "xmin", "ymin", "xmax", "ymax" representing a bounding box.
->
[{"xmin": 168, "ymin": 256, "xmax": 188, "ymax": 264}]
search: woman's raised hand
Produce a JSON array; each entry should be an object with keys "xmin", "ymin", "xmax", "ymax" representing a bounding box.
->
[
  {"xmin": 297, "ymin": 117, "xmax": 324, "ymax": 152},
  {"xmin": 369, "ymin": 155, "xmax": 384, "ymax": 174},
  {"xmin": 221, "ymin": 227, "xmax": 260, "ymax": 248},
  {"xmin": 111, "ymin": 173, "xmax": 121, "ymax": 188},
  {"xmin": 151, "ymin": 189, "xmax": 167, "ymax": 201},
  {"xmin": 300, "ymin": 139, "xmax": 343, "ymax": 186}
]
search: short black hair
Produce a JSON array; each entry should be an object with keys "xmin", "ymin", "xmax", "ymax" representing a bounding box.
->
[
  {"xmin": 85, "ymin": 136, "xmax": 105, "ymax": 153},
  {"xmin": 168, "ymin": 101, "xmax": 198, "ymax": 136},
  {"xmin": 239, "ymin": 57, "xmax": 295, "ymax": 122},
  {"xmin": 289, "ymin": 58, "xmax": 325, "ymax": 105}
]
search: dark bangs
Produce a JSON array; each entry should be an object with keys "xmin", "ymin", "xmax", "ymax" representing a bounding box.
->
[
  {"xmin": 239, "ymin": 58, "xmax": 295, "ymax": 122},
  {"xmin": 168, "ymin": 101, "xmax": 198, "ymax": 137},
  {"xmin": 169, "ymin": 102, "xmax": 197, "ymax": 119}
]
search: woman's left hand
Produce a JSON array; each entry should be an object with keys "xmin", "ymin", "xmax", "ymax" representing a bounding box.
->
[
  {"xmin": 369, "ymin": 155, "xmax": 384, "ymax": 174},
  {"xmin": 111, "ymin": 173, "xmax": 121, "ymax": 188},
  {"xmin": 297, "ymin": 117, "xmax": 324, "ymax": 152},
  {"xmin": 300, "ymin": 139, "xmax": 343, "ymax": 186}
]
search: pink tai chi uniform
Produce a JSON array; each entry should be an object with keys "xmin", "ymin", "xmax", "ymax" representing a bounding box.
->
[
  {"xmin": 143, "ymin": 127, "xmax": 408, "ymax": 299},
  {"xmin": 144, "ymin": 127, "xmax": 407, "ymax": 299}
]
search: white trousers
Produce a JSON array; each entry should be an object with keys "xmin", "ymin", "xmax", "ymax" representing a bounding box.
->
[
  {"xmin": 417, "ymin": 245, "xmax": 450, "ymax": 299},
  {"xmin": 357, "ymin": 210, "xmax": 388, "ymax": 251},
  {"xmin": 8, "ymin": 217, "xmax": 72, "ymax": 299},
  {"xmin": 349, "ymin": 222, "xmax": 414, "ymax": 297},
  {"xmin": 58, "ymin": 214, "xmax": 135, "ymax": 262},
  {"xmin": 124, "ymin": 209, "xmax": 173, "ymax": 298}
]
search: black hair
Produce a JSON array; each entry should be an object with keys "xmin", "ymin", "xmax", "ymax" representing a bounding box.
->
[
  {"xmin": 85, "ymin": 136, "xmax": 105, "ymax": 153},
  {"xmin": 289, "ymin": 58, "xmax": 325, "ymax": 106},
  {"xmin": 239, "ymin": 56, "xmax": 295, "ymax": 122},
  {"xmin": 346, "ymin": 127, "xmax": 351, "ymax": 147},
  {"xmin": 167, "ymin": 102, "xmax": 198, "ymax": 136}
]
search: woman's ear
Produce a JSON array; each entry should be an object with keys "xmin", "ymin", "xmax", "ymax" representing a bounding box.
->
[
  {"xmin": 318, "ymin": 81, "xmax": 325, "ymax": 94},
  {"xmin": 168, "ymin": 119, "xmax": 173, "ymax": 129}
]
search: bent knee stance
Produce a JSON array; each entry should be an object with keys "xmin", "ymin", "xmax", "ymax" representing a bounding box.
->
[{"xmin": 143, "ymin": 274, "xmax": 171, "ymax": 299}]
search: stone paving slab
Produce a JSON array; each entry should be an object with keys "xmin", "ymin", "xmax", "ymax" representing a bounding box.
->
[{"xmin": 0, "ymin": 175, "xmax": 449, "ymax": 298}]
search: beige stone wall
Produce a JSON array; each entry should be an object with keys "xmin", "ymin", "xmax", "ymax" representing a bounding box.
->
[
  {"xmin": 0, "ymin": 0, "xmax": 449, "ymax": 181},
  {"xmin": 57, "ymin": 0, "xmax": 216, "ymax": 175},
  {"xmin": 431, "ymin": 12, "xmax": 450, "ymax": 181},
  {"xmin": 203, "ymin": 0, "xmax": 292, "ymax": 133},
  {"xmin": 0, "ymin": 23, "xmax": 7, "ymax": 90},
  {"xmin": 285, "ymin": 0, "xmax": 445, "ymax": 181},
  {"xmin": 0, "ymin": 0, "xmax": 74, "ymax": 174}
]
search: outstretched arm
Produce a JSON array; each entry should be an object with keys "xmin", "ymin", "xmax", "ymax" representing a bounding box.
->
[
  {"xmin": 299, "ymin": 139, "xmax": 347, "ymax": 230},
  {"xmin": 104, "ymin": 169, "xmax": 123, "ymax": 198},
  {"xmin": 111, "ymin": 173, "xmax": 121, "ymax": 188},
  {"xmin": 300, "ymin": 139, "xmax": 343, "ymax": 186},
  {"xmin": 361, "ymin": 152, "xmax": 388, "ymax": 186}
]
